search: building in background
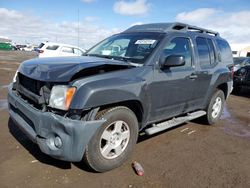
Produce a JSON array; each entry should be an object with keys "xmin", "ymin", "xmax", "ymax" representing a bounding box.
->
[{"xmin": 231, "ymin": 44, "xmax": 250, "ymax": 57}]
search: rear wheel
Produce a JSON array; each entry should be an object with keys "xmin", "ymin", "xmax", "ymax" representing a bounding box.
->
[
  {"xmin": 83, "ymin": 106, "xmax": 138, "ymax": 172},
  {"xmin": 203, "ymin": 90, "xmax": 225, "ymax": 125}
]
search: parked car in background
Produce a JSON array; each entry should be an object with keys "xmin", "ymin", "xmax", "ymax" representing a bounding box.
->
[
  {"xmin": 233, "ymin": 65, "xmax": 250, "ymax": 93},
  {"xmin": 36, "ymin": 42, "xmax": 86, "ymax": 58},
  {"xmin": 21, "ymin": 45, "xmax": 35, "ymax": 52},
  {"xmin": 15, "ymin": 44, "xmax": 27, "ymax": 51},
  {"xmin": 233, "ymin": 57, "xmax": 250, "ymax": 72}
]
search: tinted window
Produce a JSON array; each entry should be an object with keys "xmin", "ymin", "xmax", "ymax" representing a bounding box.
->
[
  {"xmin": 162, "ymin": 37, "xmax": 192, "ymax": 67},
  {"xmin": 216, "ymin": 39, "xmax": 232, "ymax": 61},
  {"xmin": 61, "ymin": 46, "xmax": 74, "ymax": 53},
  {"xmin": 196, "ymin": 37, "xmax": 210, "ymax": 66},
  {"xmin": 46, "ymin": 45, "xmax": 59, "ymax": 50},
  {"xmin": 207, "ymin": 39, "xmax": 216, "ymax": 64}
]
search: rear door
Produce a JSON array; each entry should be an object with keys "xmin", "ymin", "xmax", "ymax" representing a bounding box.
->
[{"xmin": 192, "ymin": 37, "xmax": 217, "ymax": 107}]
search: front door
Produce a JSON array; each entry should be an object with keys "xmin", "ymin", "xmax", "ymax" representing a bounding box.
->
[{"xmin": 149, "ymin": 36, "xmax": 198, "ymax": 122}]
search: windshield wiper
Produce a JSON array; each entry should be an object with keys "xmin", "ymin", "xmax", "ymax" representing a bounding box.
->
[{"xmin": 87, "ymin": 54, "xmax": 142, "ymax": 66}]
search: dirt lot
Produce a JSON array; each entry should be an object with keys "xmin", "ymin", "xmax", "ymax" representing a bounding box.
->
[{"xmin": 0, "ymin": 51, "xmax": 250, "ymax": 188}]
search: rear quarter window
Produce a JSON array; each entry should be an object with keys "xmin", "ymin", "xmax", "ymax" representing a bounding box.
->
[{"xmin": 216, "ymin": 39, "xmax": 232, "ymax": 61}]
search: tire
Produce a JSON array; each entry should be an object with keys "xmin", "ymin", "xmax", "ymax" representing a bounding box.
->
[
  {"xmin": 83, "ymin": 106, "xmax": 139, "ymax": 172},
  {"xmin": 203, "ymin": 90, "xmax": 225, "ymax": 125}
]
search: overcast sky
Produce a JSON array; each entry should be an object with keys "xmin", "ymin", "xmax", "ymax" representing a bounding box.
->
[{"xmin": 1, "ymin": 0, "xmax": 250, "ymax": 49}]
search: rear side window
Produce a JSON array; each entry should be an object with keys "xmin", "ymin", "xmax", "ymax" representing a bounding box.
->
[
  {"xmin": 196, "ymin": 37, "xmax": 210, "ymax": 66},
  {"xmin": 46, "ymin": 45, "xmax": 59, "ymax": 50},
  {"xmin": 207, "ymin": 39, "xmax": 216, "ymax": 64},
  {"xmin": 216, "ymin": 39, "xmax": 232, "ymax": 61},
  {"xmin": 61, "ymin": 46, "xmax": 74, "ymax": 53}
]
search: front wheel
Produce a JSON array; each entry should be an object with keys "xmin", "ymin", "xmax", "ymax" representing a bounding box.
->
[
  {"xmin": 204, "ymin": 90, "xmax": 225, "ymax": 125},
  {"xmin": 83, "ymin": 106, "xmax": 138, "ymax": 172}
]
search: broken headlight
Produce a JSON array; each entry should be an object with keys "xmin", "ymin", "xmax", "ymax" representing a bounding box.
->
[{"xmin": 49, "ymin": 85, "xmax": 76, "ymax": 110}]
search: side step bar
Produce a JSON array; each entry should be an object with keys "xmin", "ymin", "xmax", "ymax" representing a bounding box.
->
[{"xmin": 145, "ymin": 110, "xmax": 206, "ymax": 135}]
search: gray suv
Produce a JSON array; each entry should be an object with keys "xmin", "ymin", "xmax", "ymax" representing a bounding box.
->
[{"xmin": 8, "ymin": 23, "xmax": 233, "ymax": 172}]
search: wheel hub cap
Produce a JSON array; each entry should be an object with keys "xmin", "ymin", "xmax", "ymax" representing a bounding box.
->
[
  {"xmin": 99, "ymin": 120, "xmax": 130, "ymax": 159},
  {"xmin": 212, "ymin": 97, "xmax": 222, "ymax": 119}
]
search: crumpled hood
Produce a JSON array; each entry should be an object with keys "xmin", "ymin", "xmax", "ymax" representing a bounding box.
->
[{"xmin": 18, "ymin": 56, "xmax": 132, "ymax": 82}]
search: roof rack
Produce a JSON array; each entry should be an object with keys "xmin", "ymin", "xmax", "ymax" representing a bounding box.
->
[
  {"xmin": 171, "ymin": 22, "xmax": 219, "ymax": 36},
  {"xmin": 123, "ymin": 22, "xmax": 219, "ymax": 36}
]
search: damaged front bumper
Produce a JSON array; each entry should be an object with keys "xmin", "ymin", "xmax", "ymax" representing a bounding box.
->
[{"xmin": 8, "ymin": 84, "xmax": 105, "ymax": 162}]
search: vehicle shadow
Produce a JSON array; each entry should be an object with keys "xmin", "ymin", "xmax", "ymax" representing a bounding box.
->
[{"xmin": 8, "ymin": 117, "xmax": 96, "ymax": 172}]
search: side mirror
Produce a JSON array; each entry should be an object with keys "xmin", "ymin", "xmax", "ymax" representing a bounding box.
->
[{"xmin": 159, "ymin": 55, "xmax": 185, "ymax": 69}]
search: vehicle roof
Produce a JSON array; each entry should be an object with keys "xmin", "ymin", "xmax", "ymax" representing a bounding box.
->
[
  {"xmin": 123, "ymin": 22, "xmax": 220, "ymax": 37},
  {"xmin": 42, "ymin": 42, "xmax": 84, "ymax": 50}
]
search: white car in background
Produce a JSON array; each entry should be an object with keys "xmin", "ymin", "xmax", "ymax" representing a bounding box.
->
[{"xmin": 36, "ymin": 42, "xmax": 86, "ymax": 58}]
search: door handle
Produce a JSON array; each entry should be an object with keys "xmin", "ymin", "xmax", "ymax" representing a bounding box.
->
[{"xmin": 189, "ymin": 74, "xmax": 198, "ymax": 79}]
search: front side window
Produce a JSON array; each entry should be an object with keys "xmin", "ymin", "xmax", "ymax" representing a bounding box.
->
[
  {"xmin": 74, "ymin": 48, "xmax": 84, "ymax": 55},
  {"xmin": 61, "ymin": 46, "xmax": 74, "ymax": 53},
  {"xmin": 162, "ymin": 37, "xmax": 192, "ymax": 67},
  {"xmin": 87, "ymin": 33, "xmax": 163, "ymax": 64},
  {"xmin": 196, "ymin": 37, "xmax": 210, "ymax": 66}
]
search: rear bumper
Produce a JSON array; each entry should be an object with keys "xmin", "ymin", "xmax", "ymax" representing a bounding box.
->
[{"xmin": 8, "ymin": 84, "xmax": 105, "ymax": 162}]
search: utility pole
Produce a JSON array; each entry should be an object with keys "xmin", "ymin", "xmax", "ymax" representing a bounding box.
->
[{"xmin": 77, "ymin": 9, "xmax": 80, "ymax": 48}]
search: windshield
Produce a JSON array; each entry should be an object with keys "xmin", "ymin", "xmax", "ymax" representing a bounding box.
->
[{"xmin": 86, "ymin": 33, "xmax": 163, "ymax": 64}]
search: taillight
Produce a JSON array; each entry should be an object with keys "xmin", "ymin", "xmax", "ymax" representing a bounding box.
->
[{"xmin": 39, "ymin": 50, "xmax": 44, "ymax": 53}]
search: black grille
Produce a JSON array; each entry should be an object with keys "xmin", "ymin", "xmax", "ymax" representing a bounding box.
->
[{"xmin": 18, "ymin": 73, "xmax": 45, "ymax": 95}]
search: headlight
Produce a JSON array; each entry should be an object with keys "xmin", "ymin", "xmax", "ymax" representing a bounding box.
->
[
  {"xmin": 13, "ymin": 70, "xmax": 18, "ymax": 83},
  {"xmin": 49, "ymin": 85, "xmax": 76, "ymax": 110}
]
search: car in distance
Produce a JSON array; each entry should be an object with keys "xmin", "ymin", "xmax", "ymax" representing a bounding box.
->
[
  {"xmin": 233, "ymin": 65, "xmax": 250, "ymax": 93},
  {"xmin": 8, "ymin": 22, "xmax": 233, "ymax": 172},
  {"xmin": 36, "ymin": 42, "xmax": 86, "ymax": 58},
  {"xmin": 233, "ymin": 57, "xmax": 250, "ymax": 72}
]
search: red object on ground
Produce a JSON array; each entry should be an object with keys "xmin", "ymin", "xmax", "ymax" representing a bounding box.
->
[{"xmin": 132, "ymin": 161, "xmax": 144, "ymax": 176}]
